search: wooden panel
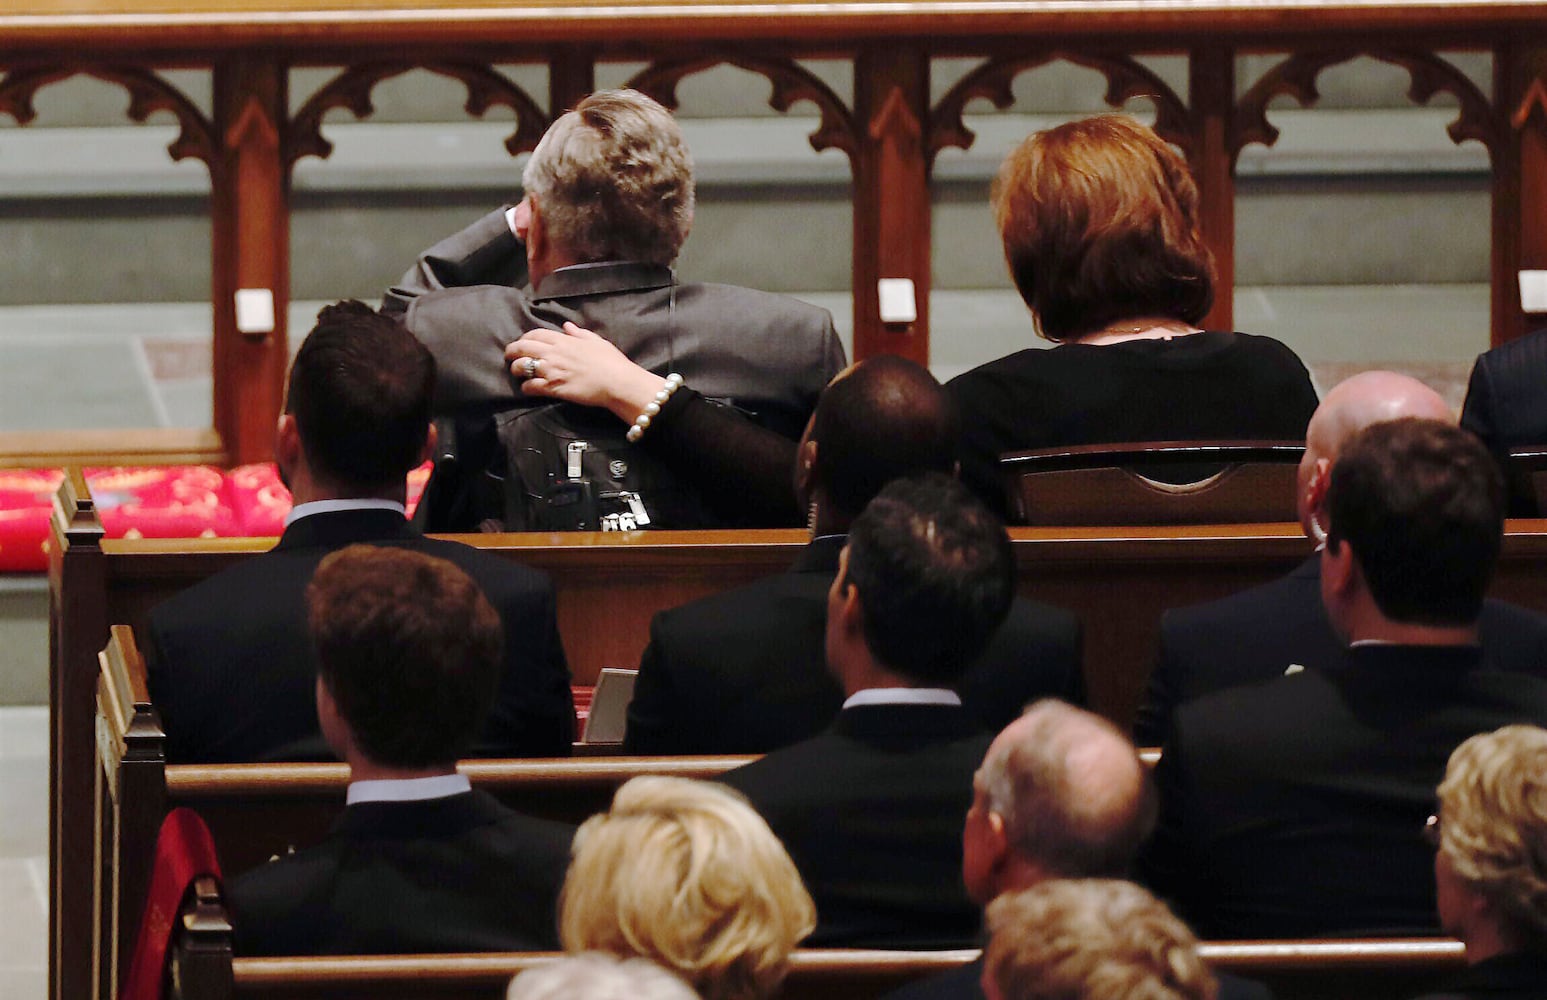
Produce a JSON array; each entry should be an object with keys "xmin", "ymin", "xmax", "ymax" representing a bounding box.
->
[{"xmin": 0, "ymin": 429, "xmax": 226, "ymax": 470}]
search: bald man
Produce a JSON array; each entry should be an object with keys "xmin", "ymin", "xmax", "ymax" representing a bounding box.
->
[
  {"xmin": 886, "ymin": 701, "xmax": 1267, "ymax": 1000},
  {"xmin": 1135, "ymin": 371, "xmax": 1547, "ymax": 746}
]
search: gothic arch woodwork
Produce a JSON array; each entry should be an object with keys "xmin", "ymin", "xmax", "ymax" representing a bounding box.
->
[
  {"xmin": 0, "ymin": 65, "xmax": 215, "ymax": 166},
  {"xmin": 286, "ymin": 60, "xmax": 549, "ymax": 167},
  {"xmin": 627, "ymin": 55, "xmax": 857, "ymax": 158},
  {"xmin": 1234, "ymin": 49, "xmax": 1498, "ymax": 164},
  {"xmin": 929, "ymin": 52, "xmax": 1190, "ymax": 163}
]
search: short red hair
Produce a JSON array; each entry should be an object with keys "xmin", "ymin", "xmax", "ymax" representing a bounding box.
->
[{"xmin": 992, "ymin": 114, "xmax": 1215, "ymax": 342}]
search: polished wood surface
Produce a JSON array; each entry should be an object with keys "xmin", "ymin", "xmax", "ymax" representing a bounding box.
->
[
  {"xmin": 5, "ymin": 1, "xmax": 1547, "ymax": 473},
  {"xmin": 188, "ymin": 939, "xmax": 1467, "ymax": 1000}
]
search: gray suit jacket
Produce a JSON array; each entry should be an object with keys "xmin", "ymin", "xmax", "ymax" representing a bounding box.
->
[
  {"xmin": 383, "ymin": 209, "xmax": 844, "ymax": 439},
  {"xmin": 382, "ymin": 210, "xmax": 845, "ymax": 527}
]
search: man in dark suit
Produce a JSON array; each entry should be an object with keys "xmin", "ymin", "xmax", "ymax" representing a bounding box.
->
[
  {"xmin": 381, "ymin": 89, "xmax": 845, "ymax": 529},
  {"xmin": 1141, "ymin": 419, "xmax": 1547, "ymax": 939},
  {"xmin": 721, "ymin": 473, "xmax": 1013, "ymax": 949},
  {"xmin": 228, "ymin": 545, "xmax": 573, "ymax": 954},
  {"xmin": 1137, "ymin": 370, "xmax": 1547, "ymax": 747},
  {"xmin": 1461, "ymin": 327, "xmax": 1547, "ymax": 515},
  {"xmin": 146, "ymin": 301, "xmax": 573, "ymax": 763},
  {"xmin": 625, "ymin": 356, "xmax": 1082, "ymax": 754}
]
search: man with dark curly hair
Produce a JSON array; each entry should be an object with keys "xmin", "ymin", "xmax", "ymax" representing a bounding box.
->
[{"xmin": 228, "ymin": 545, "xmax": 573, "ymax": 955}]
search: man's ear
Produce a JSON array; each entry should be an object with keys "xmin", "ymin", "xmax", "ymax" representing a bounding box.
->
[
  {"xmin": 984, "ymin": 809, "xmax": 1009, "ymax": 872},
  {"xmin": 524, "ymin": 195, "xmax": 546, "ymax": 259},
  {"xmin": 831, "ymin": 546, "xmax": 865, "ymax": 639},
  {"xmin": 275, "ymin": 413, "xmax": 302, "ymax": 472},
  {"xmin": 796, "ymin": 438, "xmax": 819, "ymax": 502},
  {"xmin": 1322, "ymin": 530, "xmax": 1360, "ymax": 600},
  {"xmin": 1305, "ymin": 457, "xmax": 1332, "ymax": 533}
]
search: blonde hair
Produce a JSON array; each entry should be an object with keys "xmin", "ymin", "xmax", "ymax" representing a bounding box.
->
[
  {"xmin": 992, "ymin": 114, "xmax": 1214, "ymax": 342},
  {"xmin": 1438, "ymin": 725, "xmax": 1547, "ymax": 949},
  {"xmin": 984, "ymin": 880, "xmax": 1215, "ymax": 1000},
  {"xmin": 507, "ymin": 954, "xmax": 701, "ymax": 1000},
  {"xmin": 522, "ymin": 89, "xmax": 694, "ymax": 266},
  {"xmin": 559, "ymin": 777, "xmax": 816, "ymax": 1000}
]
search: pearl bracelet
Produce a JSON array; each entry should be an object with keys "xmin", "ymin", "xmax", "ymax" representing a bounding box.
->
[{"xmin": 625, "ymin": 373, "xmax": 684, "ymax": 443}]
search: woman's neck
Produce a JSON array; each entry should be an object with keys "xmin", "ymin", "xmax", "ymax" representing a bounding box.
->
[{"xmin": 1074, "ymin": 317, "xmax": 1204, "ymax": 346}]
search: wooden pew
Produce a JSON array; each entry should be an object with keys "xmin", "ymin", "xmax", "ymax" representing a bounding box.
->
[
  {"xmin": 160, "ymin": 883, "xmax": 1468, "ymax": 1000},
  {"xmin": 92, "ymin": 626, "xmax": 752, "ymax": 1000},
  {"xmin": 57, "ymin": 472, "xmax": 1547, "ymax": 1000}
]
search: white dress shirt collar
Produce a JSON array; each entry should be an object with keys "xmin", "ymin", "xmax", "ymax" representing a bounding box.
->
[
  {"xmin": 285, "ymin": 497, "xmax": 406, "ymax": 528},
  {"xmin": 346, "ymin": 772, "xmax": 472, "ymax": 806},
  {"xmin": 841, "ymin": 687, "xmax": 962, "ymax": 710}
]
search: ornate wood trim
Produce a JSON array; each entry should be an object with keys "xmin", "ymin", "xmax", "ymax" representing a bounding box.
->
[
  {"xmin": 1234, "ymin": 49, "xmax": 1499, "ymax": 163},
  {"xmin": 929, "ymin": 52, "xmax": 1190, "ymax": 161},
  {"xmin": 627, "ymin": 55, "xmax": 857, "ymax": 158},
  {"xmin": 286, "ymin": 60, "xmax": 549, "ymax": 167},
  {"xmin": 0, "ymin": 65, "xmax": 215, "ymax": 165}
]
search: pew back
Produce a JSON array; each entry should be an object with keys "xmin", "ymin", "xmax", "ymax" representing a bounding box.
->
[
  {"xmin": 93, "ymin": 624, "xmax": 756, "ymax": 998},
  {"xmin": 170, "ymin": 755, "xmax": 754, "ymax": 875},
  {"xmin": 1001, "ymin": 441, "xmax": 1304, "ymax": 527}
]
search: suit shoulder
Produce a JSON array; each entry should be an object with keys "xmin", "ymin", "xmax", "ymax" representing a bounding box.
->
[
  {"xmin": 654, "ymin": 572, "xmax": 818, "ymax": 635},
  {"xmin": 1173, "ymin": 670, "xmax": 1334, "ymax": 750},
  {"xmin": 148, "ymin": 548, "xmax": 298, "ymax": 629},
  {"xmin": 406, "ymin": 283, "xmax": 532, "ymax": 313},
  {"xmin": 413, "ymin": 537, "xmax": 553, "ymax": 589},
  {"xmin": 680, "ymin": 283, "xmax": 833, "ymax": 328},
  {"xmin": 1004, "ymin": 596, "xmax": 1079, "ymax": 635},
  {"xmin": 1162, "ymin": 572, "xmax": 1305, "ymax": 635}
]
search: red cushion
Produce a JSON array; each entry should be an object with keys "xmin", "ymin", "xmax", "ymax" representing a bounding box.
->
[
  {"xmin": 224, "ymin": 463, "xmax": 292, "ymax": 537},
  {"xmin": 85, "ymin": 467, "xmax": 237, "ymax": 540},
  {"xmin": 0, "ymin": 469, "xmax": 65, "ymax": 572}
]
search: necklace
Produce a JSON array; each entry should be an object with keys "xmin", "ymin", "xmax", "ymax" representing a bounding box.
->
[{"xmin": 1078, "ymin": 318, "xmax": 1203, "ymax": 346}]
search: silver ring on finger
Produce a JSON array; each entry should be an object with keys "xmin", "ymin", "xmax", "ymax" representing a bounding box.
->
[{"xmin": 521, "ymin": 356, "xmax": 539, "ymax": 378}]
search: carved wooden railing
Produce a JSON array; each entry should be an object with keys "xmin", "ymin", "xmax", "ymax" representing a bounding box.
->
[{"xmin": 3, "ymin": 3, "xmax": 1547, "ymax": 470}]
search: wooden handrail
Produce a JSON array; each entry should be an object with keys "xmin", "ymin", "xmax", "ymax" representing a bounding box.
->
[
  {"xmin": 165, "ymin": 755, "xmax": 758, "ymax": 795},
  {"xmin": 8, "ymin": 2, "xmax": 1547, "ymax": 47}
]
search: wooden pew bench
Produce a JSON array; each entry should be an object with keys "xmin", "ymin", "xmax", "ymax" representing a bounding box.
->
[
  {"xmin": 160, "ymin": 879, "xmax": 1468, "ymax": 1000},
  {"xmin": 93, "ymin": 625, "xmax": 753, "ymax": 1000},
  {"xmin": 57, "ymin": 464, "xmax": 1547, "ymax": 1000}
]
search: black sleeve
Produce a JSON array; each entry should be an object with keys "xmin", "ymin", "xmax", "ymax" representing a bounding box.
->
[
  {"xmin": 636, "ymin": 389, "xmax": 802, "ymax": 527},
  {"xmin": 1459, "ymin": 355, "xmax": 1499, "ymax": 451},
  {"xmin": 622, "ymin": 615, "xmax": 685, "ymax": 754},
  {"xmin": 1134, "ymin": 612, "xmax": 1184, "ymax": 748}
]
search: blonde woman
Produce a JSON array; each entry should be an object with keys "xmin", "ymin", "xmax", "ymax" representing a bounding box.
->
[
  {"xmin": 1419, "ymin": 725, "xmax": 1547, "ymax": 999},
  {"xmin": 560, "ymin": 777, "xmax": 816, "ymax": 1000}
]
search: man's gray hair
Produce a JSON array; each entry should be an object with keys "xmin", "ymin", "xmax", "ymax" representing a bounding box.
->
[
  {"xmin": 522, "ymin": 89, "xmax": 695, "ymax": 266},
  {"xmin": 978, "ymin": 700, "xmax": 1156, "ymax": 877},
  {"xmin": 507, "ymin": 953, "xmax": 702, "ymax": 1000}
]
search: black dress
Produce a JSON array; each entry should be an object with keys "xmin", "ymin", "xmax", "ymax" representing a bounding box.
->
[{"xmin": 945, "ymin": 332, "xmax": 1320, "ymax": 517}]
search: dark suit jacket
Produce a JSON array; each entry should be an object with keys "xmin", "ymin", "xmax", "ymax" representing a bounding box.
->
[
  {"xmin": 882, "ymin": 955, "xmax": 1274, "ymax": 1000},
  {"xmin": 1411, "ymin": 951, "xmax": 1547, "ymax": 1000},
  {"xmin": 382, "ymin": 210, "xmax": 845, "ymax": 528},
  {"xmin": 145, "ymin": 509, "xmax": 574, "ymax": 763},
  {"xmin": 625, "ymin": 535, "xmax": 1083, "ymax": 755},
  {"xmin": 1137, "ymin": 556, "xmax": 1547, "ymax": 746},
  {"xmin": 720, "ymin": 702, "xmax": 992, "ymax": 949},
  {"xmin": 228, "ymin": 789, "xmax": 572, "ymax": 955},
  {"xmin": 1461, "ymin": 328, "xmax": 1547, "ymax": 515},
  {"xmin": 1140, "ymin": 645, "xmax": 1547, "ymax": 939},
  {"xmin": 1462, "ymin": 328, "xmax": 1547, "ymax": 451}
]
